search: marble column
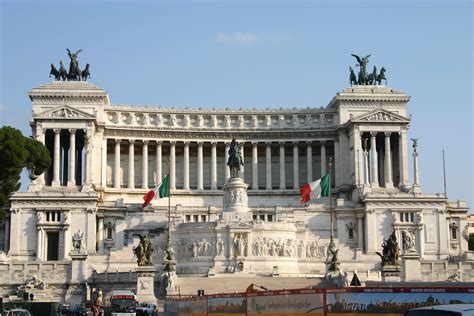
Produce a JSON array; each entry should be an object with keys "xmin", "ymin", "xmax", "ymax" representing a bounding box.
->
[
  {"xmin": 293, "ymin": 142, "xmax": 299, "ymax": 189},
  {"xmin": 52, "ymin": 129, "xmax": 61, "ymax": 187},
  {"xmin": 97, "ymin": 217, "xmax": 104, "ymax": 253},
  {"xmin": 68, "ymin": 129, "xmax": 76, "ymax": 187},
  {"xmin": 265, "ymin": 142, "xmax": 272, "ymax": 190},
  {"xmin": 36, "ymin": 127, "xmax": 46, "ymax": 185},
  {"xmin": 252, "ymin": 142, "xmax": 258, "ymax": 190},
  {"xmin": 211, "ymin": 142, "xmax": 217, "ymax": 190},
  {"xmin": 357, "ymin": 214, "xmax": 364, "ymax": 251},
  {"xmin": 224, "ymin": 142, "xmax": 230, "ymax": 181},
  {"xmin": 306, "ymin": 141, "xmax": 313, "ymax": 183},
  {"xmin": 370, "ymin": 132, "xmax": 379, "ymax": 187},
  {"xmin": 169, "ymin": 141, "xmax": 176, "ymax": 190},
  {"xmin": 363, "ymin": 148, "xmax": 370, "ymax": 186},
  {"xmin": 239, "ymin": 142, "xmax": 245, "ymax": 179},
  {"xmin": 384, "ymin": 132, "xmax": 393, "ymax": 188},
  {"xmin": 156, "ymin": 141, "xmax": 162, "ymax": 184},
  {"xmin": 128, "ymin": 140, "xmax": 135, "ymax": 189},
  {"xmin": 183, "ymin": 141, "xmax": 190, "ymax": 190},
  {"xmin": 83, "ymin": 132, "xmax": 92, "ymax": 186},
  {"xmin": 142, "ymin": 140, "xmax": 149, "ymax": 189},
  {"xmin": 114, "ymin": 139, "xmax": 121, "ymax": 189},
  {"xmin": 398, "ymin": 130, "xmax": 409, "ymax": 187},
  {"xmin": 320, "ymin": 141, "xmax": 327, "ymax": 176},
  {"xmin": 279, "ymin": 142, "xmax": 286, "ymax": 190},
  {"xmin": 36, "ymin": 228, "xmax": 43, "ymax": 260},
  {"xmin": 101, "ymin": 139, "xmax": 107, "ymax": 188},
  {"xmin": 197, "ymin": 142, "xmax": 203, "ymax": 190}
]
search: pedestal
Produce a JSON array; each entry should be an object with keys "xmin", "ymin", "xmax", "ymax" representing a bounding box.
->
[
  {"xmin": 402, "ymin": 254, "xmax": 421, "ymax": 281},
  {"xmin": 136, "ymin": 266, "xmax": 157, "ymax": 304},
  {"xmin": 66, "ymin": 253, "xmax": 88, "ymax": 305},
  {"xmin": 223, "ymin": 177, "xmax": 249, "ymax": 213},
  {"xmin": 381, "ymin": 265, "xmax": 401, "ymax": 282}
]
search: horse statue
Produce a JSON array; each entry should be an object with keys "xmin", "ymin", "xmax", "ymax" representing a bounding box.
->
[
  {"xmin": 375, "ymin": 230, "xmax": 400, "ymax": 267},
  {"xmin": 367, "ymin": 65, "xmax": 377, "ymax": 85},
  {"xmin": 226, "ymin": 139, "xmax": 244, "ymax": 178},
  {"xmin": 59, "ymin": 61, "xmax": 67, "ymax": 81},
  {"xmin": 50, "ymin": 64, "xmax": 60, "ymax": 81},
  {"xmin": 81, "ymin": 64, "xmax": 90, "ymax": 81},
  {"xmin": 376, "ymin": 67, "xmax": 387, "ymax": 85},
  {"xmin": 349, "ymin": 66, "xmax": 357, "ymax": 86}
]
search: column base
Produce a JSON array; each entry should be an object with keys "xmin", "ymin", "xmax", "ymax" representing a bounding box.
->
[
  {"xmin": 370, "ymin": 183, "xmax": 379, "ymax": 189},
  {"xmin": 81, "ymin": 183, "xmax": 94, "ymax": 193},
  {"xmin": 67, "ymin": 180, "xmax": 76, "ymax": 188},
  {"xmin": 384, "ymin": 182, "xmax": 394, "ymax": 189},
  {"xmin": 51, "ymin": 180, "xmax": 61, "ymax": 187},
  {"xmin": 28, "ymin": 181, "xmax": 44, "ymax": 193},
  {"xmin": 412, "ymin": 184, "xmax": 421, "ymax": 193}
]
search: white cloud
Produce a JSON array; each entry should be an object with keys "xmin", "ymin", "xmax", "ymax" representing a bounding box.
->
[{"xmin": 216, "ymin": 32, "xmax": 260, "ymax": 45}]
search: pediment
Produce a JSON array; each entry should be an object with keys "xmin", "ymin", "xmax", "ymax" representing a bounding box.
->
[
  {"xmin": 228, "ymin": 221, "xmax": 253, "ymax": 230},
  {"xmin": 351, "ymin": 109, "xmax": 410, "ymax": 123},
  {"xmin": 34, "ymin": 105, "xmax": 95, "ymax": 120}
]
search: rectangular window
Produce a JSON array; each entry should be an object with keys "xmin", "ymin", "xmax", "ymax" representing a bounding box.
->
[
  {"xmin": 410, "ymin": 213, "xmax": 414, "ymax": 222},
  {"xmin": 46, "ymin": 212, "xmax": 50, "ymax": 222},
  {"xmin": 253, "ymin": 215, "xmax": 257, "ymax": 220},
  {"xmin": 451, "ymin": 228, "xmax": 457, "ymax": 240},
  {"xmin": 47, "ymin": 232, "xmax": 60, "ymax": 261},
  {"xmin": 201, "ymin": 215, "xmax": 206, "ymax": 222},
  {"xmin": 348, "ymin": 228, "xmax": 354, "ymax": 240},
  {"xmin": 260, "ymin": 215, "xmax": 265, "ymax": 221},
  {"xmin": 193, "ymin": 215, "xmax": 199, "ymax": 222},
  {"xmin": 185, "ymin": 215, "xmax": 191, "ymax": 223},
  {"xmin": 267, "ymin": 215, "xmax": 273, "ymax": 222},
  {"xmin": 106, "ymin": 227, "xmax": 113, "ymax": 239}
]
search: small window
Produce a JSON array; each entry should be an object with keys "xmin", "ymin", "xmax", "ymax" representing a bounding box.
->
[
  {"xmin": 404, "ymin": 213, "xmax": 409, "ymax": 222},
  {"xmin": 253, "ymin": 215, "xmax": 257, "ymax": 220},
  {"xmin": 260, "ymin": 215, "xmax": 265, "ymax": 221},
  {"xmin": 400, "ymin": 213, "xmax": 404, "ymax": 222},
  {"xmin": 46, "ymin": 212, "xmax": 50, "ymax": 222},
  {"xmin": 348, "ymin": 228, "xmax": 354, "ymax": 240},
  {"xmin": 106, "ymin": 227, "xmax": 113, "ymax": 239},
  {"xmin": 267, "ymin": 215, "xmax": 273, "ymax": 222},
  {"xmin": 451, "ymin": 227, "xmax": 457, "ymax": 240},
  {"xmin": 410, "ymin": 212, "xmax": 414, "ymax": 222},
  {"xmin": 193, "ymin": 215, "xmax": 199, "ymax": 222},
  {"xmin": 185, "ymin": 215, "xmax": 191, "ymax": 222},
  {"xmin": 201, "ymin": 215, "xmax": 206, "ymax": 222}
]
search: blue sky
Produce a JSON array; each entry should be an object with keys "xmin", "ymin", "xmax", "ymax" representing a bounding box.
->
[{"xmin": 1, "ymin": 0, "xmax": 472, "ymax": 206}]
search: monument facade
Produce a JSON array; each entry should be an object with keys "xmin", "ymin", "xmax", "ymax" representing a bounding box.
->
[{"xmin": 0, "ymin": 57, "xmax": 472, "ymax": 303}]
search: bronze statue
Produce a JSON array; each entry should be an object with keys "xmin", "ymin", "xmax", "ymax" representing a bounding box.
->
[
  {"xmin": 67, "ymin": 48, "xmax": 82, "ymax": 80},
  {"xmin": 59, "ymin": 61, "xmax": 67, "ymax": 81},
  {"xmin": 227, "ymin": 139, "xmax": 244, "ymax": 178},
  {"xmin": 81, "ymin": 63, "xmax": 90, "ymax": 81},
  {"xmin": 351, "ymin": 54, "xmax": 371, "ymax": 85},
  {"xmin": 375, "ymin": 230, "xmax": 400, "ymax": 266},
  {"xmin": 50, "ymin": 64, "xmax": 60, "ymax": 81},
  {"xmin": 349, "ymin": 66, "xmax": 357, "ymax": 86},
  {"xmin": 376, "ymin": 67, "xmax": 387, "ymax": 85},
  {"xmin": 133, "ymin": 234, "xmax": 153, "ymax": 266},
  {"xmin": 367, "ymin": 65, "xmax": 377, "ymax": 85}
]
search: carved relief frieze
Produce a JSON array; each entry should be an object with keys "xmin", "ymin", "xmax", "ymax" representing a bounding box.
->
[
  {"xmin": 251, "ymin": 237, "xmax": 326, "ymax": 259},
  {"xmin": 175, "ymin": 238, "xmax": 215, "ymax": 259}
]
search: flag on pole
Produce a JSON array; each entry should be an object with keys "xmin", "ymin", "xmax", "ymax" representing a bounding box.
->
[
  {"xmin": 142, "ymin": 174, "xmax": 170, "ymax": 207},
  {"xmin": 300, "ymin": 173, "xmax": 330, "ymax": 204}
]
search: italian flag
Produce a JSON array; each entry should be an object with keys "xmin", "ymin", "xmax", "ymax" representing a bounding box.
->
[
  {"xmin": 300, "ymin": 173, "xmax": 330, "ymax": 204},
  {"xmin": 142, "ymin": 174, "xmax": 170, "ymax": 207}
]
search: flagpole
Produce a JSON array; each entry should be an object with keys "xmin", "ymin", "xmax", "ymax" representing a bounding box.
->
[
  {"xmin": 329, "ymin": 157, "xmax": 333, "ymax": 239},
  {"xmin": 442, "ymin": 149, "xmax": 447, "ymax": 198},
  {"xmin": 168, "ymin": 156, "xmax": 171, "ymax": 237}
]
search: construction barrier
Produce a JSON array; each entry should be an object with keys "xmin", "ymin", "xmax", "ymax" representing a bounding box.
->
[{"xmin": 165, "ymin": 287, "xmax": 474, "ymax": 316}]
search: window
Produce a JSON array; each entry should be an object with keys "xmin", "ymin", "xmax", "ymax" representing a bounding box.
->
[
  {"xmin": 267, "ymin": 215, "xmax": 273, "ymax": 222},
  {"xmin": 260, "ymin": 215, "xmax": 265, "ymax": 221},
  {"xmin": 106, "ymin": 227, "xmax": 113, "ymax": 240},
  {"xmin": 193, "ymin": 215, "xmax": 199, "ymax": 222},
  {"xmin": 348, "ymin": 228, "xmax": 354, "ymax": 240},
  {"xmin": 450, "ymin": 223, "xmax": 458, "ymax": 240},
  {"xmin": 185, "ymin": 215, "xmax": 191, "ymax": 223},
  {"xmin": 400, "ymin": 212, "xmax": 415, "ymax": 223},
  {"xmin": 200, "ymin": 215, "xmax": 206, "ymax": 222}
]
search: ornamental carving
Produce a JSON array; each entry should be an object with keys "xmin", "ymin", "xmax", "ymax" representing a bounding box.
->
[
  {"xmin": 251, "ymin": 237, "xmax": 326, "ymax": 259},
  {"xmin": 175, "ymin": 238, "xmax": 215, "ymax": 259}
]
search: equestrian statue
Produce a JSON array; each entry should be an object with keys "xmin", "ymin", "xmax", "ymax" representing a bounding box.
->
[{"xmin": 227, "ymin": 139, "xmax": 244, "ymax": 178}]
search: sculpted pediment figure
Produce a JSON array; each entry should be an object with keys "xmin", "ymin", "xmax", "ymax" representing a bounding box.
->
[
  {"xmin": 352, "ymin": 109, "xmax": 409, "ymax": 123},
  {"xmin": 35, "ymin": 105, "xmax": 95, "ymax": 120}
]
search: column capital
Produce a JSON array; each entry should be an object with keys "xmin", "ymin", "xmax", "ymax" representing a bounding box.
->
[
  {"xmin": 53, "ymin": 128, "xmax": 61, "ymax": 134},
  {"xmin": 183, "ymin": 141, "xmax": 190, "ymax": 146},
  {"xmin": 156, "ymin": 140, "xmax": 163, "ymax": 145},
  {"xmin": 370, "ymin": 131, "xmax": 378, "ymax": 137},
  {"xmin": 251, "ymin": 141, "xmax": 258, "ymax": 146},
  {"xmin": 306, "ymin": 141, "xmax": 312, "ymax": 146},
  {"xmin": 320, "ymin": 140, "xmax": 326, "ymax": 146},
  {"xmin": 279, "ymin": 141, "xmax": 286, "ymax": 146},
  {"xmin": 143, "ymin": 140, "xmax": 150, "ymax": 145},
  {"xmin": 115, "ymin": 139, "xmax": 122, "ymax": 144},
  {"xmin": 169, "ymin": 140, "xmax": 176, "ymax": 145},
  {"xmin": 68, "ymin": 128, "xmax": 76, "ymax": 134},
  {"xmin": 292, "ymin": 141, "xmax": 299, "ymax": 146},
  {"xmin": 265, "ymin": 141, "xmax": 272, "ymax": 146},
  {"xmin": 384, "ymin": 132, "xmax": 392, "ymax": 137},
  {"xmin": 197, "ymin": 141, "xmax": 203, "ymax": 146},
  {"xmin": 129, "ymin": 139, "xmax": 135, "ymax": 144},
  {"xmin": 211, "ymin": 141, "xmax": 217, "ymax": 146}
]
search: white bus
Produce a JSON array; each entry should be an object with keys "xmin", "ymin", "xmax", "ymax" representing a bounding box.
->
[{"xmin": 110, "ymin": 291, "xmax": 137, "ymax": 316}]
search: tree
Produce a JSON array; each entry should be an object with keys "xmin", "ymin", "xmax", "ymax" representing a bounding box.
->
[
  {"xmin": 0, "ymin": 126, "xmax": 51, "ymax": 209},
  {"xmin": 469, "ymin": 233, "xmax": 474, "ymax": 251}
]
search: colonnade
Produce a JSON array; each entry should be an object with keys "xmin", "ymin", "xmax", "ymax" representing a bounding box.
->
[
  {"xmin": 39, "ymin": 129, "xmax": 89, "ymax": 187},
  {"xmin": 106, "ymin": 139, "xmax": 333, "ymax": 190}
]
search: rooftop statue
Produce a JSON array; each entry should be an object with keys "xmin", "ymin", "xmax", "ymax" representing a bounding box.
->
[
  {"xmin": 350, "ymin": 54, "xmax": 387, "ymax": 86},
  {"xmin": 227, "ymin": 139, "xmax": 244, "ymax": 178},
  {"xmin": 49, "ymin": 49, "xmax": 91, "ymax": 81}
]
